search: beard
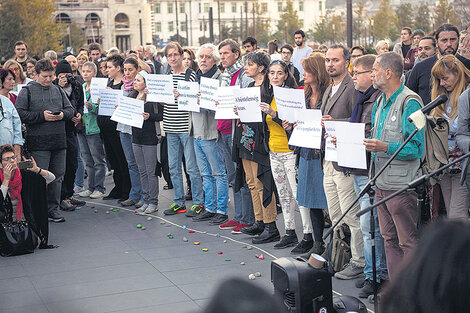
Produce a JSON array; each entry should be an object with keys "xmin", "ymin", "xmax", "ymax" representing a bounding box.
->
[
  {"xmin": 295, "ymin": 41, "xmax": 303, "ymax": 47},
  {"xmin": 438, "ymin": 46, "xmax": 457, "ymax": 56}
]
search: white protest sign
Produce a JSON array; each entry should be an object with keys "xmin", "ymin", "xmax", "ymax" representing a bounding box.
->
[
  {"xmin": 336, "ymin": 122, "xmax": 367, "ymax": 169},
  {"xmin": 288, "ymin": 109, "xmax": 323, "ymax": 149},
  {"xmin": 199, "ymin": 77, "xmax": 219, "ymax": 111},
  {"xmin": 177, "ymin": 81, "xmax": 200, "ymax": 112},
  {"xmin": 146, "ymin": 74, "xmax": 174, "ymax": 103},
  {"xmin": 273, "ymin": 85, "xmax": 305, "ymax": 122},
  {"xmin": 215, "ymin": 86, "xmax": 240, "ymax": 120},
  {"xmin": 232, "ymin": 87, "xmax": 262, "ymax": 123},
  {"xmin": 89, "ymin": 77, "xmax": 108, "ymax": 103},
  {"xmin": 98, "ymin": 89, "xmax": 122, "ymax": 116},
  {"xmin": 324, "ymin": 121, "xmax": 338, "ymax": 162},
  {"xmin": 111, "ymin": 96, "xmax": 144, "ymax": 128},
  {"xmin": 83, "ymin": 87, "xmax": 88, "ymax": 114}
]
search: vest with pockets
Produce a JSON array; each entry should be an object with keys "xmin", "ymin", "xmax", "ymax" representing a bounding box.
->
[{"xmin": 371, "ymin": 86, "xmax": 424, "ymax": 190}]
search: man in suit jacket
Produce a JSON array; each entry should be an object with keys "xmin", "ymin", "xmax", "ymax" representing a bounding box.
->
[{"xmin": 321, "ymin": 44, "xmax": 365, "ymax": 280}]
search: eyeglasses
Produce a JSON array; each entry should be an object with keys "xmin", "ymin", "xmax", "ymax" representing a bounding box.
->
[
  {"xmin": 167, "ymin": 53, "xmax": 181, "ymax": 58},
  {"xmin": 2, "ymin": 155, "xmax": 17, "ymax": 162},
  {"xmin": 352, "ymin": 70, "xmax": 372, "ymax": 77}
]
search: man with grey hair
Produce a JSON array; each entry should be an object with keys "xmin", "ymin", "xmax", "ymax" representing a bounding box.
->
[
  {"xmin": 145, "ymin": 44, "xmax": 163, "ymax": 74},
  {"xmin": 364, "ymin": 51, "xmax": 424, "ymax": 282},
  {"xmin": 188, "ymin": 43, "xmax": 229, "ymax": 224},
  {"xmin": 214, "ymin": 39, "xmax": 254, "ymax": 232}
]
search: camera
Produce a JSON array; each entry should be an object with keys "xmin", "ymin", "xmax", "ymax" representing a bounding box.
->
[{"xmin": 66, "ymin": 74, "xmax": 74, "ymax": 85}]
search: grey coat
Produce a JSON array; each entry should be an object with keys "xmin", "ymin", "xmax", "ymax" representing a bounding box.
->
[{"xmin": 456, "ymin": 88, "xmax": 470, "ymax": 184}]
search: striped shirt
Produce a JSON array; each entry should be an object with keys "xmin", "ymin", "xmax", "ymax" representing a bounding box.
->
[{"xmin": 163, "ymin": 68, "xmax": 196, "ymax": 133}]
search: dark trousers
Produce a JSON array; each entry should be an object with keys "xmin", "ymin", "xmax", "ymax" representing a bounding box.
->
[
  {"xmin": 98, "ymin": 117, "xmax": 131, "ymax": 199},
  {"xmin": 61, "ymin": 132, "xmax": 78, "ymax": 200},
  {"xmin": 31, "ymin": 149, "xmax": 66, "ymax": 214},
  {"xmin": 376, "ymin": 188, "xmax": 419, "ymax": 281}
]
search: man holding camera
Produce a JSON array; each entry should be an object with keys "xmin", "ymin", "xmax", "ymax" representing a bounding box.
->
[
  {"xmin": 54, "ymin": 60, "xmax": 86, "ymax": 212},
  {"xmin": 16, "ymin": 59, "xmax": 76, "ymax": 222}
]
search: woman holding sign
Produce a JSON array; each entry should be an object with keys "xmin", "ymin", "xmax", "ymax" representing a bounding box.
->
[
  {"xmin": 258, "ymin": 60, "xmax": 313, "ymax": 252},
  {"xmin": 284, "ymin": 54, "xmax": 330, "ymax": 257}
]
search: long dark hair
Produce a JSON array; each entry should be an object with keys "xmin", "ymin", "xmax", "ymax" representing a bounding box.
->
[
  {"xmin": 260, "ymin": 60, "xmax": 298, "ymax": 103},
  {"xmin": 380, "ymin": 220, "xmax": 470, "ymax": 313}
]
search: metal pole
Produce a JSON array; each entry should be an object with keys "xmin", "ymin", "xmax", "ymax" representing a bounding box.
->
[
  {"xmin": 185, "ymin": 13, "xmax": 189, "ymax": 45},
  {"xmin": 175, "ymin": 0, "xmax": 180, "ymax": 42},
  {"xmin": 240, "ymin": 6, "xmax": 243, "ymax": 40},
  {"xmin": 347, "ymin": 0, "xmax": 352, "ymax": 47},
  {"xmin": 139, "ymin": 18, "xmax": 143, "ymax": 45},
  {"xmin": 217, "ymin": 0, "xmax": 221, "ymax": 42},
  {"xmin": 244, "ymin": 1, "xmax": 248, "ymax": 38},
  {"xmin": 252, "ymin": 3, "xmax": 255, "ymax": 36},
  {"xmin": 189, "ymin": 0, "xmax": 193, "ymax": 46}
]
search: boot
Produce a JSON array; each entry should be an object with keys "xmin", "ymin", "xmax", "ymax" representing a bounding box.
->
[
  {"xmin": 300, "ymin": 241, "xmax": 326, "ymax": 259},
  {"xmin": 252, "ymin": 222, "xmax": 280, "ymax": 244},
  {"xmin": 241, "ymin": 220, "xmax": 265, "ymax": 236}
]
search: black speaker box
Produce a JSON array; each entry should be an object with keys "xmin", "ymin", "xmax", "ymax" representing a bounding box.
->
[{"xmin": 271, "ymin": 257, "xmax": 334, "ymax": 313}]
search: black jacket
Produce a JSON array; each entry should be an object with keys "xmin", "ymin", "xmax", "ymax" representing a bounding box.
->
[{"xmin": 128, "ymin": 90, "xmax": 163, "ymax": 145}]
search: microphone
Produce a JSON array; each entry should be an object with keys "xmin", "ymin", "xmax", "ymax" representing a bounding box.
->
[{"xmin": 408, "ymin": 94, "xmax": 448, "ymax": 130}]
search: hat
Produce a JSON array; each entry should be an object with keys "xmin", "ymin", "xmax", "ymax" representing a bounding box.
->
[{"xmin": 55, "ymin": 59, "xmax": 73, "ymax": 75}]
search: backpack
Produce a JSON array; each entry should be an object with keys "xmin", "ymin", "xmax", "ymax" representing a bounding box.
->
[
  {"xmin": 328, "ymin": 223, "xmax": 352, "ymax": 273},
  {"xmin": 422, "ymin": 116, "xmax": 449, "ymax": 185}
]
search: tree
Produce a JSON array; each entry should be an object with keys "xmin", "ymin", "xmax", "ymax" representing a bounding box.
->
[
  {"xmin": 395, "ymin": 3, "xmax": 414, "ymax": 29},
  {"xmin": 312, "ymin": 10, "xmax": 346, "ymax": 44},
  {"xmin": 413, "ymin": 2, "xmax": 432, "ymax": 33},
  {"xmin": 247, "ymin": 2, "xmax": 272, "ymax": 47},
  {"xmin": 60, "ymin": 23, "xmax": 86, "ymax": 55},
  {"xmin": 434, "ymin": 0, "xmax": 459, "ymax": 28},
  {"xmin": 353, "ymin": 1, "xmax": 366, "ymax": 45},
  {"xmin": 373, "ymin": 0, "xmax": 399, "ymax": 41},
  {"xmin": 169, "ymin": 34, "xmax": 187, "ymax": 46},
  {"xmin": 274, "ymin": 0, "xmax": 302, "ymax": 44},
  {"xmin": 312, "ymin": 15, "xmax": 333, "ymax": 44},
  {"xmin": 0, "ymin": 0, "xmax": 64, "ymax": 58}
]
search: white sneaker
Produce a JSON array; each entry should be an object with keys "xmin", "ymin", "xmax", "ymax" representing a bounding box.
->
[
  {"xmin": 78, "ymin": 189, "xmax": 93, "ymax": 198},
  {"xmin": 144, "ymin": 204, "xmax": 158, "ymax": 214},
  {"xmin": 89, "ymin": 190, "xmax": 106, "ymax": 199},
  {"xmin": 74, "ymin": 185, "xmax": 85, "ymax": 194},
  {"xmin": 135, "ymin": 203, "xmax": 148, "ymax": 213}
]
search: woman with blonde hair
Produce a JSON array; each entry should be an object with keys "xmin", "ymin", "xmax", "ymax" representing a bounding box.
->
[
  {"xmin": 76, "ymin": 52, "xmax": 89, "ymax": 73},
  {"xmin": 3, "ymin": 59, "xmax": 33, "ymax": 95},
  {"xmin": 375, "ymin": 40, "xmax": 389, "ymax": 55},
  {"xmin": 430, "ymin": 54, "xmax": 470, "ymax": 219}
]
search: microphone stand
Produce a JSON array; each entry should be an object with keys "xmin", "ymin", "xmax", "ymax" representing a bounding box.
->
[
  {"xmin": 323, "ymin": 126, "xmax": 421, "ymax": 313},
  {"xmin": 357, "ymin": 151, "xmax": 470, "ymax": 218}
]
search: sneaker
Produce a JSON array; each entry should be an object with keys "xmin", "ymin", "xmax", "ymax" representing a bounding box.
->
[
  {"xmin": 120, "ymin": 199, "xmax": 135, "ymax": 207},
  {"xmin": 219, "ymin": 220, "xmax": 239, "ymax": 230},
  {"xmin": 185, "ymin": 204, "xmax": 204, "ymax": 217},
  {"xmin": 78, "ymin": 189, "xmax": 93, "ymax": 198},
  {"xmin": 231, "ymin": 223, "xmax": 249, "ymax": 234},
  {"xmin": 135, "ymin": 201, "xmax": 144, "ymax": 208},
  {"xmin": 358, "ymin": 279, "xmax": 380, "ymax": 298},
  {"xmin": 164, "ymin": 203, "xmax": 187, "ymax": 215},
  {"xmin": 290, "ymin": 239, "xmax": 314, "ymax": 255},
  {"xmin": 274, "ymin": 234, "xmax": 298, "ymax": 249},
  {"xmin": 241, "ymin": 221, "xmax": 265, "ymax": 236},
  {"xmin": 48, "ymin": 210, "xmax": 65, "ymax": 223},
  {"xmin": 135, "ymin": 203, "xmax": 148, "ymax": 213},
  {"xmin": 209, "ymin": 213, "xmax": 228, "ymax": 225},
  {"xmin": 73, "ymin": 185, "xmax": 85, "ymax": 194},
  {"xmin": 334, "ymin": 263, "xmax": 365, "ymax": 280},
  {"xmin": 355, "ymin": 278, "xmax": 366, "ymax": 289},
  {"xmin": 144, "ymin": 204, "xmax": 158, "ymax": 214},
  {"xmin": 89, "ymin": 190, "xmax": 106, "ymax": 199},
  {"xmin": 60, "ymin": 199, "xmax": 75, "ymax": 211},
  {"xmin": 192, "ymin": 210, "xmax": 215, "ymax": 222},
  {"xmin": 69, "ymin": 197, "xmax": 86, "ymax": 206},
  {"xmin": 300, "ymin": 241, "xmax": 326, "ymax": 259}
]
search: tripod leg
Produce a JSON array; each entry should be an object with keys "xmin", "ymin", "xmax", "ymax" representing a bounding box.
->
[{"xmin": 367, "ymin": 188, "xmax": 379, "ymax": 313}]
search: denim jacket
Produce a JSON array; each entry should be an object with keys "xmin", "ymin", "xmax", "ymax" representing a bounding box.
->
[{"xmin": 0, "ymin": 95, "xmax": 24, "ymax": 147}]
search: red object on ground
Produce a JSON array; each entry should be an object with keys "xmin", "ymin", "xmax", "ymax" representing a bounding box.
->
[
  {"xmin": 188, "ymin": 230, "xmax": 195, "ymax": 233},
  {"xmin": 218, "ymin": 251, "xmax": 223, "ymax": 254}
]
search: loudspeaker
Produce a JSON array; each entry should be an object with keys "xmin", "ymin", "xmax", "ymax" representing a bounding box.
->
[{"xmin": 271, "ymin": 257, "xmax": 334, "ymax": 313}]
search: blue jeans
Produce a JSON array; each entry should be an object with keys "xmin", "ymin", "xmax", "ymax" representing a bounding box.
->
[
  {"xmin": 353, "ymin": 175, "xmax": 388, "ymax": 282},
  {"xmin": 194, "ymin": 139, "xmax": 229, "ymax": 214},
  {"xmin": 119, "ymin": 132, "xmax": 143, "ymax": 202},
  {"xmin": 167, "ymin": 133, "xmax": 204, "ymax": 207},
  {"xmin": 74, "ymin": 142, "xmax": 85, "ymax": 188},
  {"xmin": 77, "ymin": 133, "xmax": 106, "ymax": 193},
  {"xmin": 218, "ymin": 133, "xmax": 254, "ymax": 225}
]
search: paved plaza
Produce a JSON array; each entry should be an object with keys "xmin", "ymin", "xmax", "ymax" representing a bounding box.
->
[{"xmin": 0, "ymin": 176, "xmax": 374, "ymax": 313}]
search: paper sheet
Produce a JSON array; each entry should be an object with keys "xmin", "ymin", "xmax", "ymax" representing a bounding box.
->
[
  {"xmin": 199, "ymin": 77, "xmax": 219, "ymax": 111},
  {"xmin": 232, "ymin": 87, "xmax": 262, "ymax": 123},
  {"xmin": 324, "ymin": 121, "xmax": 338, "ymax": 162},
  {"xmin": 288, "ymin": 109, "xmax": 322, "ymax": 149},
  {"xmin": 111, "ymin": 96, "xmax": 144, "ymax": 128},
  {"xmin": 215, "ymin": 86, "xmax": 240, "ymax": 120},
  {"xmin": 98, "ymin": 89, "xmax": 122, "ymax": 116},
  {"xmin": 336, "ymin": 122, "xmax": 367, "ymax": 169},
  {"xmin": 273, "ymin": 85, "xmax": 305, "ymax": 122},
  {"xmin": 177, "ymin": 81, "xmax": 200, "ymax": 112},
  {"xmin": 146, "ymin": 74, "xmax": 174, "ymax": 104},
  {"xmin": 89, "ymin": 77, "xmax": 108, "ymax": 103}
]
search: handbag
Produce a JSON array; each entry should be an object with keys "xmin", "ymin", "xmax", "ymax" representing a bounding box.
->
[{"xmin": 0, "ymin": 220, "xmax": 34, "ymax": 257}]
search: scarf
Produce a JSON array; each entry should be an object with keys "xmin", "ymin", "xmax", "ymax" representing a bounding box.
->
[
  {"xmin": 121, "ymin": 76, "xmax": 135, "ymax": 91},
  {"xmin": 221, "ymin": 59, "xmax": 244, "ymax": 87},
  {"xmin": 350, "ymin": 85, "xmax": 377, "ymax": 123},
  {"xmin": 0, "ymin": 167, "xmax": 23, "ymax": 220},
  {"xmin": 196, "ymin": 65, "xmax": 219, "ymax": 83}
]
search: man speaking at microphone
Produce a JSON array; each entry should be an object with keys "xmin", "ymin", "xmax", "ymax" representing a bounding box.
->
[{"xmin": 363, "ymin": 52, "xmax": 425, "ymax": 281}]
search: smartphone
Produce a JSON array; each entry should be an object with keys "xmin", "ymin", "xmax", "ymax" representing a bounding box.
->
[
  {"xmin": 17, "ymin": 160, "xmax": 33, "ymax": 170},
  {"xmin": 52, "ymin": 111, "xmax": 62, "ymax": 115}
]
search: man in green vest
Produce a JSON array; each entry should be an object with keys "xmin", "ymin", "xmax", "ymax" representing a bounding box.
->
[{"xmin": 364, "ymin": 52, "xmax": 425, "ymax": 281}]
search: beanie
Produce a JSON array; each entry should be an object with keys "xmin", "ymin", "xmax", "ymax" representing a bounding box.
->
[{"xmin": 55, "ymin": 60, "xmax": 73, "ymax": 75}]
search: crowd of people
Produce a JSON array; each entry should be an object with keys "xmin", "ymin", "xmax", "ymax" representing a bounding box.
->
[{"xmin": 1, "ymin": 22, "xmax": 470, "ymax": 302}]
